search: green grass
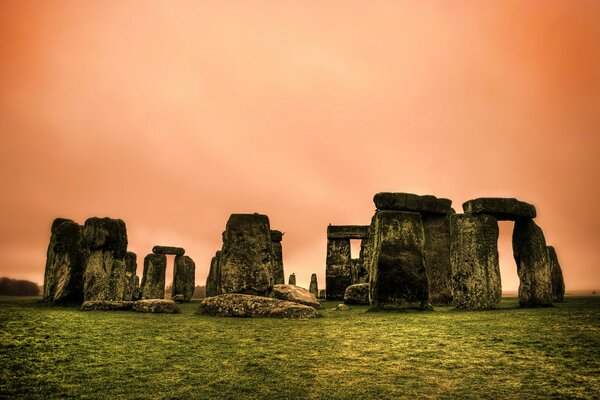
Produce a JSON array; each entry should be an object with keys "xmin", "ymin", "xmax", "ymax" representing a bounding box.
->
[{"xmin": 1, "ymin": 297, "xmax": 599, "ymax": 399}]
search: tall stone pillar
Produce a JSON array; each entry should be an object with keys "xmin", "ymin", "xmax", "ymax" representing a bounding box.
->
[
  {"xmin": 309, "ymin": 273, "xmax": 318, "ymax": 297},
  {"xmin": 172, "ymin": 255, "xmax": 196, "ymax": 302},
  {"xmin": 124, "ymin": 251, "xmax": 137, "ymax": 301},
  {"xmin": 288, "ymin": 273, "xmax": 296, "ymax": 285},
  {"xmin": 422, "ymin": 213, "xmax": 453, "ymax": 306},
  {"xmin": 547, "ymin": 246, "xmax": 565, "ymax": 302},
  {"xmin": 271, "ymin": 230, "xmax": 285, "ymax": 285},
  {"xmin": 141, "ymin": 253, "xmax": 167, "ymax": 299},
  {"xmin": 325, "ymin": 238, "xmax": 352, "ymax": 301},
  {"xmin": 206, "ymin": 250, "xmax": 222, "ymax": 297}
]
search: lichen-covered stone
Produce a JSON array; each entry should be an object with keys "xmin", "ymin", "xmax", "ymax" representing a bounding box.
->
[
  {"xmin": 344, "ymin": 283, "xmax": 369, "ymax": 305},
  {"xmin": 219, "ymin": 214, "xmax": 274, "ymax": 295},
  {"xmin": 463, "ymin": 198, "xmax": 536, "ymax": 220},
  {"xmin": 83, "ymin": 251, "xmax": 127, "ymax": 301},
  {"xmin": 325, "ymin": 238, "xmax": 352, "ymax": 301},
  {"xmin": 271, "ymin": 230, "xmax": 285, "ymax": 285},
  {"xmin": 132, "ymin": 276, "xmax": 142, "ymax": 301},
  {"xmin": 141, "ymin": 253, "xmax": 166, "ymax": 299},
  {"xmin": 548, "ymin": 246, "xmax": 565, "ymax": 302},
  {"xmin": 309, "ymin": 273, "xmax": 319, "ymax": 297},
  {"xmin": 205, "ymin": 251, "xmax": 222, "ymax": 297},
  {"xmin": 450, "ymin": 214, "xmax": 501, "ymax": 309},
  {"xmin": 172, "ymin": 255, "xmax": 195, "ymax": 302},
  {"xmin": 82, "ymin": 217, "xmax": 128, "ymax": 258},
  {"xmin": 288, "ymin": 273, "xmax": 296, "ymax": 286},
  {"xmin": 133, "ymin": 299, "xmax": 180, "ymax": 313},
  {"xmin": 124, "ymin": 252, "xmax": 137, "ymax": 301},
  {"xmin": 373, "ymin": 192, "xmax": 452, "ymax": 215},
  {"xmin": 318, "ymin": 289, "xmax": 326, "ymax": 299},
  {"xmin": 335, "ymin": 304, "xmax": 350, "ymax": 311},
  {"xmin": 327, "ymin": 225, "xmax": 370, "ymax": 239},
  {"xmin": 368, "ymin": 211, "xmax": 430, "ymax": 310},
  {"xmin": 423, "ymin": 213, "xmax": 453, "ymax": 306},
  {"xmin": 80, "ymin": 300, "xmax": 134, "ymax": 311},
  {"xmin": 351, "ymin": 258, "xmax": 368, "ymax": 285},
  {"xmin": 271, "ymin": 284, "xmax": 320, "ymax": 308},
  {"xmin": 43, "ymin": 218, "xmax": 86, "ymax": 305},
  {"xmin": 152, "ymin": 246, "xmax": 185, "ymax": 255},
  {"xmin": 513, "ymin": 219, "xmax": 553, "ymax": 307},
  {"xmin": 196, "ymin": 293, "xmax": 318, "ymax": 319}
]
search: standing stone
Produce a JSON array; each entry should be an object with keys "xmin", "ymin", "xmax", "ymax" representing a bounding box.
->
[
  {"xmin": 309, "ymin": 273, "xmax": 318, "ymax": 297},
  {"xmin": 219, "ymin": 214, "xmax": 274, "ymax": 295},
  {"xmin": 422, "ymin": 214, "xmax": 453, "ymax": 306},
  {"xmin": 318, "ymin": 289, "xmax": 326, "ymax": 299},
  {"xmin": 141, "ymin": 253, "xmax": 167, "ymax": 299},
  {"xmin": 205, "ymin": 250, "xmax": 222, "ymax": 297},
  {"xmin": 450, "ymin": 214, "xmax": 501, "ymax": 309},
  {"xmin": 124, "ymin": 252, "xmax": 137, "ymax": 301},
  {"xmin": 271, "ymin": 230, "xmax": 285, "ymax": 285},
  {"xmin": 132, "ymin": 275, "xmax": 142, "ymax": 301},
  {"xmin": 547, "ymin": 246, "xmax": 565, "ymax": 302},
  {"xmin": 368, "ymin": 211, "xmax": 429, "ymax": 310},
  {"xmin": 325, "ymin": 238, "xmax": 352, "ymax": 301},
  {"xmin": 172, "ymin": 255, "xmax": 195, "ymax": 302},
  {"xmin": 43, "ymin": 218, "xmax": 86, "ymax": 305},
  {"xmin": 288, "ymin": 273, "xmax": 296, "ymax": 286},
  {"xmin": 513, "ymin": 219, "xmax": 553, "ymax": 307}
]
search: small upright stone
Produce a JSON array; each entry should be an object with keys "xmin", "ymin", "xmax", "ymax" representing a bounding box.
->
[
  {"xmin": 271, "ymin": 230, "xmax": 285, "ymax": 285},
  {"xmin": 463, "ymin": 198, "xmax": 536, "ymax": 220},
  {"xmin": 288, "ymin": 273, "xmax": 296, "ymax": 285},
  {"xmin": 309, "ymin": 273, "xmax": 319, "ymax": 297},
  {"xmin": 547, "ymin": 246, "xmax": 565, "ymax": 302},
  {"xmin": 141, "ymin": 253, "xmax": 167, "ymax": 300},
  {"xmin": 152, "ymin": 246, "xmax": 185, "ymax": 256},
  {"xmin": 124, "ymin": 251, "xmax": 137, "ymax": 301},
  {"xmin": 318, "ymin": 289, "xmax": 326, "ymax": 299},
  {"xmin": 205, "ymin": 251, "xmax": 222, "ymax": 297},
  {"xmin": 172, "ymin": 255, "xmax": 195, "ymax": 302}
]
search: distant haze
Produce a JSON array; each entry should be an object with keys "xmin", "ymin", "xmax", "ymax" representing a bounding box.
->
[{"xmin": 1, "ymin": 1, "xmax": 599, "ymax": 291}]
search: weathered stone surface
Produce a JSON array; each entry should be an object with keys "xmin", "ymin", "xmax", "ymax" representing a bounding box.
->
[
  {"xmin": 327, "ymin": 225, "xmax": 370, "ymax": 239},
  {"xmin": 83, "ymin": 251, "xmax": 128, "ymax": 301},
  {"xmin": 133, "ymin": 299, "xmax": 180, "ymax": 313},
  {"xmin": 124, "ymin": 252, "xmax": 137, "ymax": 301},
  {"xmin": 80, "ymin": 300, "xmax": 134, "ymax": 311},
  {"xmin": 373, "ymin": 192, "xmax": 452, "ymax": 215},
  {"xmin": 219, "ymin": 214, "xmax": 274, "ymax": 295},
  {"xmin": 288, "ymin": 273, "xmax": 296, "ymax": 286},
  {"xmin": 172, "ymin": 255, "xmax": 195, "ymax": 302},
  {"xmin": 309, "ymin": 274, "xmax": 319, "ymax": 297},
  {"xmin": 369, "ymin": 211, "xmax": 430, "ymax": 310},
  {"xmin": 141, "ymin": 253, "xmax": 167, "ymax": 299},
  {"xmin": 206, "ymin": 251, "xmax": 222, "ymax": 297},
  {"xmin": 271, "ymin": 230, "xmax": 285, "ymax": 285},
  {"xmin": 548, "ymin": 246, "xmax": 565, "ymax": 302},
  {"xmin": 43, "ymin": 218, "xmax": 86, "ymax": 305},
  {"xmin": 450, "ymin": 214, "xmax": 501, "ymax": 309},
  {"xmin": 513, "ymin": 219, "xmax": 553, "ymax": 307},
  {"xmin": 271, "ymin": 284, "xmax": 320, "ymax": 308},
  {"xmin": 351, "ymin": 258, "xmax": 368, "ymax": 285},
  {"xmin": 196, "ymin": 293, "xmax": 318, "ymax": 319},
  {"xmin": 152, "ymin": 246, "xmax": 185, "ymax": 256},
  {"xmin": 325, "ymin": 238, "xmax": 352, "ymax": 301},
  {"xmin": 463, "ymin": 198, "xmax": 536, "ymax": 220},
  {"xmin": 423, "ymin": 214, "xmax": 453, "ymax": 306},
  {"xmin": 335, "ymin": 304, "xmax": 350, "ymax": 311},
  {"xmin": 318, "ymin": 289, "xmax": 326, "ymax": 299},
  {"xmin": 132, "ymin": 276, "xmax": 142, "ymax": 301},
  {"xmin": 344, "ymin": 283, "xmax": 369, "ymax": 305},
  {"xmin": 83, "ymin": 217, "xmax": 127, "ymax": 258}
]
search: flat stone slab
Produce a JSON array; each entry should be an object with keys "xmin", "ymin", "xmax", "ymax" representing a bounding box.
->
[
  {"xmin": 132, "ymin": 299, "xmax": 180, "ymax": 313},
  {"xmin": 80, "ymin": 301, "xmax": 134, "ymax": 311},
  {"xmin": 152, "ymin": 246, "xmax": 185, "ymax": 255},
  {"xmin": 373, "ymin": 193, "xmax": 453, "ymax": 215},
  {"xmin": 196, "ymin": 293, "xmax": 318, "ymax": 319},
  {"xmin": 327, "ymin": 225, "xmax": 370, "ymax": 239},
  {"xmin": 462, "ymin": 198, "xmax": 536, "ymax": 220},
  {"xmin": 271, "ymin": 284, "xmax": 321, "ymax": 308}
]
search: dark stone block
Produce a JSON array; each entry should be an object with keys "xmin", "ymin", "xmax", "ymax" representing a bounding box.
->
[
  {"xmin": 325, "ymin": 238, "xmax": 352, "ymax": 301},
  {"xmin": 172, "ymin": 255, "xmax": 195, "ymax": 302},
  {"xmin": 271, "ymin": 230, "xmax": 285, "ymax": 285},
  {"xmin": 423, "ymin": 214, "xmax": 453, "ymax": 306},
  {"xmin": 309, "ymin": 273, "xmax": 318, "ymax": 297},
  {"xmin": 152, "ymin": 246, "xmax": 185, "ymax": 256},
  {"xmin": 205, "ymin": 251, "xmax": 222, "ymax": 297},
  {"xmin": 196, "ymin": 293, "xmax": 318, "ymax": 319},
  {"xmin": 344, "ymin": 283, "xmax": 369, "ymax": 305},
  {"xmin": 327, "ymin": 225, "xmax": 370, "ymax": 239},
  {"xmin": 547, "ymin": 246, "xmax": 565, "ymax": 302},
  {"xmin": 288, "ymin": 273, "xmax": 296, "ymax": 286},
  {"xmin": 463, "ymin": 198, "xmax": 536, "ymax": 220},
  {"xmin": 373, "ymin": 193, "xmax": 452, "ymax": 215},
  {"xmin": 270, "ymin": 230, "xmax": 283, "ymax": 242},
  {"xmin": 124, "ymin": 252, "xmax": 137, "ymax": 301},
  {"xmin": 141, "ymin": 253, "xmax": 167, "ymax": 299},
  {"xmin": 83, "ymin": 217, "xmax": 128, "ymax": 258}
]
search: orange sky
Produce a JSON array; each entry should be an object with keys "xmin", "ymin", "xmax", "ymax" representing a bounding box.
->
[{"xmin": 1, "ymin": 1, "xmax": 599, "ymax": 291}]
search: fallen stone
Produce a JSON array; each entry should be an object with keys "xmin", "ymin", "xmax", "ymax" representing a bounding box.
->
[
  {"xmin": 80, "ymin": 300, "xmax": 134, "ymax": 311},
  {"xmin": 325, "ymin": 238, "xmax": 352, "ymax": 301},
  {"xmin": 152, "ymin": 246, "xmax": 185, "ymax": 256},
  {"xmin": 288, "ymin": 273, "xmax": 296, "ymax": 286},
  {"xmin": 141, "ymin": 253, "xmax": 167, "ymax": 299},
  {"xmin": 344, "ymin": 283, "xmax": 369, "ymax": 305},
  {"xmin": 205, "ymin": 251, "xmax": 222, "ymax": 297},
  {"xmin": 327, "ymin": 225, "xmax": 370, "ymax": 239},
  {"xmin": 172, "ymin": 294, "xmax": 185, "ymax": 302},
  {"xmin": 422, "ymin": 213, "xmax": 453, "ymax": 306},
  {"xmin": 548, "ymin": 246, "xmax": 565, "ymax": 302},
  {"xmin": 172, "ymin": 255, "xmax": 195, "ymax": 302},
  {"xmin": 373, "ymin": 192, "xmax": 453, "ymax": 215},
  {"xmin": 132, "ymin": 299, "xmax": 180, "ymax": 313},
  {"xmin": 196, "ymin": 293, "xmax": 318, "ymax": 319},
  {"xmin": 463, "ymin": 198, "xmax": 536, "ymax": 220},
  {"xmin": 309, "ymin": 273, "xmax": 319, "ymax": 297},
  {"xmin": 271, "ymin": 230, "xmax": 285, "ymax": 285},
  {"xmin": 335, "ymin": 304, "xmax": 350, "ymax": 311},
  {"xmin": 271, "ymin": 284, "xmax": 320, "ymax": 308}
]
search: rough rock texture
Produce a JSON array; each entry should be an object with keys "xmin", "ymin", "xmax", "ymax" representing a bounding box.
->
[
  {"xmin": 548, "ymin": 246, "xmax": 565, "ymax": 302},
  {"xmin": 318, "ymin": 289, "xmax": 326, "ymax": 299},
  {"xmin": 133, "ymin": 299, "xmax": 180, "ymax": 313},
  {"xmin": 351, "ymin": 258, "xmax": 368, "ymax": 285},
  {"xmin": 373, "ymin": 192, "xmax": 452, "ymax": 215},
  {"xmin": 141, "ymin": 253, "xmax": 167, "ymax": 299},
  {"xmin": 132, "ymin": 276, "xmax": 142, "ymax": 301},
  {"xmin": 327, "ymin": 225, "xmax": 370, "ymax": 239},
  {"xmin": 450, "ymin": 214, "xmax": 501, "ymax": 309},
  {"xmin": 309, "ymin": 273, "xmax": 319, "ymax": 297},
  {"xmin": 335, "ymin": 304, "xmax": 350, "ymax": 311},
  {"xmin": 83, "ymin": 217, "xmax": 127, "ymax": 258},
  {"xmin": 43, "ymin": 218, "xmax": 86, "ymax": 305},
  {"xmin": 206, "ymin": 251, "xmax": 222, "ymax": 297},
  {"xmin": 219, "ymin": 214, "xmax": 274, "ymax": 295},
  {"xmin": 80, "ymin": 300, "xmax": 134, "ymax": 311},
  {"xmin": 172, "ymin": 255, "xmax": 195, "ymax": 302},
  {"xmin": 344, "ymin": 283, "xmax": 370, "ymax": 305},
  {"xmin": 368, "ymin": 211, "xmax": 430, "ymax": 310},
  {"xmin": 124, "ymin": 252, "xmax": 137, "ymax": 301},
  {"xmin": 288, "ymin": 273, "xmax": 296, "ymax": 285},
  {"xmin": 152, "ymin": 246, "xmax": 185, "ymax": 256},
  {"xmin": 271, "ymin": 284, "xmax": 320, "ymax": 308},
  {"xmin": 422, "ymin": 214, "xmax": 453, "ymax": 306},
  {"xmin": 513, "ymin": 219, "xmax": 553, "ymax": 307},
  {"xmin": 325, "ymin": 238, "xmax": 352, "ymax": 301},
  {"xmin": 196, "ymin": 293, "xmax": 318, "ymax": 319},
  {"xmin": 463, "ymin": 198, "xmax": 536, "ymax": 220},
  {"xmin": 271, "ymin": 230, "xmax": 285, "ymax": 285}
]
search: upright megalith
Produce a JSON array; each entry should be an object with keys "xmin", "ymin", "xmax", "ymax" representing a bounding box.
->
[
  {"xmin": 368, "ymin": 210, "xmax": 429, "ymax": 310},
  {"xmin": 309, "ymin": 273, "xmax": 318, "ymax": 297},
  {"xmin": 141, "ymin": 253, "xmax": 167, "ymax": 299},
  {"xmin": 450, "ymin": 214, "xmax": 501, "ymax": 309},
  {"xmin": 219, "ymin": 213, "xmax": 274, "ymax": 295},
  {"xmin": 172, "ymin": 255, "xmax": 195, "ymax": 302},
  {"xmin": 124, "ymin": 251, "xmax": 137, "ymax": 301},
  {"xmin": 43, "ymin": 218, "xmax": 86, "ymax": 304},
  {"xmin": 205, "ymin": 250, "xmax": 222, "ymax": 297},
  {"xmin": 288, "ymin": 273, "xmax": 296, "ymax": 285},
  {"xmin": 325, "ymin": 236, "xmax": 352, "ymax": 301},
  {"xmin": 513, "ymin": 219, "xmax": 553, "ymax": 307},
  {"xmin": 547, "ymin": 246, "xmax": 565, "ymax": 302},
  {"xmin": 271, "ymin": 230, "xmax": 285, "ymax": 285}
]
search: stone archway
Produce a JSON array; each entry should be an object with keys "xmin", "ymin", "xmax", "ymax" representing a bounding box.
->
[{"xmin": 140, "ymin": 246, "xmax": 195, "ymax": 302}]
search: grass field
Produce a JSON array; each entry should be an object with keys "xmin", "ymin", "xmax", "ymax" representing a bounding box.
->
[{"xmin": 1, "ymin": 297, "xmax": 599, "ymax": 399}]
